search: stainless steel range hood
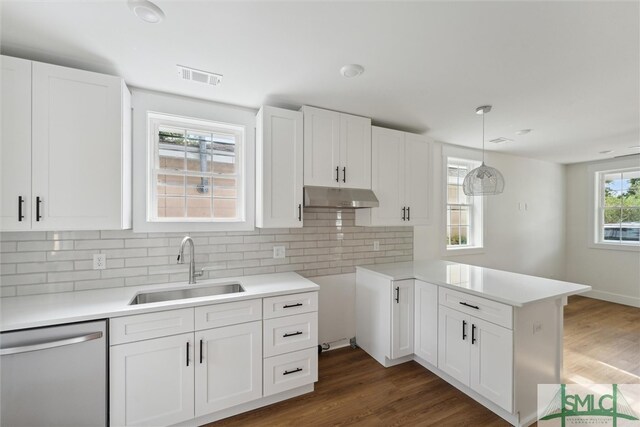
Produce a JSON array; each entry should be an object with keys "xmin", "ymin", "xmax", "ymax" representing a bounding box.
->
[{"xmin": 304, "ymin": 186, "xmax": 379, "ymax": 209}]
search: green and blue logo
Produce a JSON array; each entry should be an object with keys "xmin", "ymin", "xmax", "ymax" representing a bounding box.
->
[{"xmin": 539, "ymin": 384, "xmax": 639, "ymax": 427}]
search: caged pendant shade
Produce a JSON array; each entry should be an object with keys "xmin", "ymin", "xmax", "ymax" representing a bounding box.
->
[{"xmin": 462, "ymin": 105, "xmax": 505, "ymax": 196}]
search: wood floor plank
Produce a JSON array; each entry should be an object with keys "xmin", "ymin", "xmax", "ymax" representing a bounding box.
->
[{"xmin": 209, "ymin": 296, "xmax": 640, "ymax": 426}]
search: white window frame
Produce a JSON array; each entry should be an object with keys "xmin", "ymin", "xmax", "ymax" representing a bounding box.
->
[
  {"xmin": 442, "ymin": 145, "xmax": 485, "ymax": 256},
  {"xmin": 588, "ymin": 157, "xmax": 640, "ymax": 252},
  {"xmin": 131, "ymin": 89, "xmax": 255, "ymax": 233},
  {"xmin": 147, "ymin": 113, "xmax": 246, "ymax": 224}
]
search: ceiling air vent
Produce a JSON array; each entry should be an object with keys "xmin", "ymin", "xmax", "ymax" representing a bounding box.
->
[
  {"xmin": 177, "ymin": 65, "xmax": 223, "ymax": 86},
  {"xmin": 489, "ymin": 137, "xmax": 513, "ymax": 144}
]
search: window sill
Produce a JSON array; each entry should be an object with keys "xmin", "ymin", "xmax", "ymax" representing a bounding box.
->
[
  {"xmin": 133, "ymin": 219, "xmax": 254, "ymax": 233},
  {"xmin": 587, "ymin": 242, "xmax": 640, "ymax": 252},
  {"xmin": 443, "ymin": 246, "xmax": 485, "ymax": 256}
]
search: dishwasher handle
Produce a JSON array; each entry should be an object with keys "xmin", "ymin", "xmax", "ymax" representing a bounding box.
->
[{"xmin": 0, "ymin": 331, "xmax": 103, "ymax": 356}]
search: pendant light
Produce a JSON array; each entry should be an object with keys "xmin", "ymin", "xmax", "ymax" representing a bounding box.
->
[{"xmin": 462, "ymin": 105, "xmax": 505, "ymax": 196}]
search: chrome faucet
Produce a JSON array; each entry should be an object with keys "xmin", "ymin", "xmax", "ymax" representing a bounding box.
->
[{"xmin": 177, "ymin": 236, "xmax": 204, "ymax": 284}]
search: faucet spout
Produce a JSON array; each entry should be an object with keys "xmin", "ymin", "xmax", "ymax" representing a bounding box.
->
[{"xmin": 177, "ymin": 236, "xmax": 203, "ymax": 284}]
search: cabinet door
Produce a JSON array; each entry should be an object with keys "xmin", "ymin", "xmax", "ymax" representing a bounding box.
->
[
  {"xmin": 391, "ymin": 279, "xmax": 414, "ymax": 359},
  {"xmin": 31, "ymin": 62, "xmax": 124, "ymax": 230},
  {"xmin": 404, "ymin": 134, "xmax": 430, "ymax": 225},
  {"xmin": 339, "ymin": 113, "xmax": 371, "ymax": 189},
  {"xmin": 370, "ymin": 127, "xmax": 405, "ymax": 225},
  {"xmin": 1, "ymin": 56, "xmax": 32, "ymax": 231},
  {"xmin": 303, "ymin": 106, "xmax": 340, "ymax": 187},
  {"xmin": 110, "ymin": 333, "xmax": 194, "ymax": 427},
  {"xmin": 256, "ymin": 106, "xmax": 303, "ymax": 228},
  {"xmin": 438, "ymin": 306, "xmax": 470, "ymax": 386},
  {"xmin": 469, "ymin": 317, "xmax": 513, "ymax": 412},
  {"xmin": 414, "ymin": 280, "xmax": 438, "ymax": 366},
  {"xmin": 194, "ymin": 321, "xmax": 262, "ymax": 416}
]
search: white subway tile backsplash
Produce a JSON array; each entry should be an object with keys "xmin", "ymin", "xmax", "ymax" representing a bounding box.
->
[{"xmin": 0, "ymin": 208, "xmax": 412, "ymax": 297}]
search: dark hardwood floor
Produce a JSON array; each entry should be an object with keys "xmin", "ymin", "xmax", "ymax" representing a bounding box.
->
[{"xmin": 209, "ymin": 296, "xmax": 640, "ymax": 426}]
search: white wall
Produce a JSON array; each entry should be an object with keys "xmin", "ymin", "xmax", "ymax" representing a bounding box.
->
[
  {"xmin": 414, "ymin": 143, "xmax": 567, "ymax": 280},
  {"xmin": 565, "ymin": 161, "xmax": 640, "ymax": 307}
]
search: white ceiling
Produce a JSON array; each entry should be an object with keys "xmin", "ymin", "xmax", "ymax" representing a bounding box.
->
[{"xmin": 1, "ymin": 1, "xmax": 638, "ymax": 164}]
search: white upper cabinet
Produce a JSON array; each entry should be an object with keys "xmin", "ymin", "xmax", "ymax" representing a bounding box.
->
[
  {"xmin": 0, "ymin": 56, "xmax": 132, "ymax": 231},
  {"xmin": 256, "ymin": 106, "xmax": 303, "ymax": 228},
  {"xmin": 302, "ymin": 106, "xmax": 371, "ymax": 189},
  {"xmin": 356, "ymin": 126, "xmax": 431, "ymax": 226},
  {"xmin": 0, "ymin": 56, "xmax": 32, "ymax": 231}
]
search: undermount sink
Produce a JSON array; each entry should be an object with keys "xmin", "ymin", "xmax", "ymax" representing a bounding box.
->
[{"xmin": 129, "ymin": 282, "xmax": 245, "ymax": 305}]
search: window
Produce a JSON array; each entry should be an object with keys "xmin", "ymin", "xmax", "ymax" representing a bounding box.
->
[
  {"xmin": 595, "ymin": 167, "xmax": 640, "ymax": 246},
  {"xmin": 446, "ymin": 157, "xmax": 483, "ymax": 251},
  {"xmin": 148, "ymin": 113, "xmax": 245, "ymax": 223}
]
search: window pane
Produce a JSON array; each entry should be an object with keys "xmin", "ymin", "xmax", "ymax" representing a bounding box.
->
[
  {"xmin": 214, "ymin": 198, "xmax": 236, "ymax": 218},
  {"xmin": 158, "ymin": 196, "xmax": 185, "ymax": 218},
  {"xmin": 459, "ymin": 206, "xmax": 469, "ymax": 226},
  {"xmin": 213, "ymin": 177, "xmax": 237, "ymax": 198},
  {"xmin": 448, "ymin": 226, "xmax": 459, "ymax": 245},
  {"xmin": 603, "ymin": 207, "xmax": 621, "ymax": 225},
  {"xmin": 622, "ymin": 170, "xmax": 640, "ymax": 207},
  {"xmin": 157, "ymin": 174, "xmax": 184, "ymax": 196},
  {"xmin": 185, "ymin": 134, "xmax": 213, "ymax": 174},
  {"xmin": 449, "ymin": 206, "xmax": 460, "ymax": 226},
  {"xmin": 212, "ymin": 135, "xmax": 236, "ymax": 175},
  {"xmin": 622, "ymin": 207, "xmax": 640, "ymax": 223},
  {"xmin": 187, "ymin": 196, "xmax": 212, "ymax": 218},
  {"xmin": 447, "ymin": 184, "xmax": 458, "ymax": 204},
  {"xmin": 186, "ymin": 175, "xmax": 211, "ymax": 196},
  {"xmin": 603, "ymin": 225, "xmax": 620, "ymax": 242},
  {"xmin": 158, "ymin": 130, "xmax": 185, "ymax": 171},
  {"xmin": 459, "ymin": 226, "xmax": 469, "ymax": 245}
]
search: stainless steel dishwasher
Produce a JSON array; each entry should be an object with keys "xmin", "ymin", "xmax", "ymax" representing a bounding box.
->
[{"xmin": 0, "ymin": 320, "xmax": 107, "ymax": 427}]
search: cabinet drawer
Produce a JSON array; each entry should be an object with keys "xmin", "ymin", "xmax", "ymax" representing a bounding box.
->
[
  {"xmin": 263, "ymin": 347, "xmax": 318, "ymax": 396},
  {"xmin": 439, "ymin": 287, "xmax": 512, "ymax": 329},
  {"xmin": 264, "ymin": 312, "xmax": 318, "ymax": 357},
  {"xmin": 263, "ymin": 292, "xmax": 318, "ymax": 319},
  {"xmin": 110, "ymin": 308, "xmax": 194, "ymax": 345},
  {"xmin": 195, "ymin": 299, "xmax": 262, "ymax": 330}
]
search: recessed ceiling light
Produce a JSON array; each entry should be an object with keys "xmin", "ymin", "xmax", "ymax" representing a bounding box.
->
[
  {"xmin": 515, "ymin": 129, "xmax": 532, "ymax": 135},
  {"xmin": 128, "ymin": 0, "xmax": 165, "ymax": 24},
  {"xmin": 599, "ymin": 150, "xmax": 613, "ymax": 154},
  {"xmin": 489, "ymin": 137, "xmax": 513, "ymax": 144},
  {"xmin": 340, "ymin": 64, "xmax": 365, "ymax": 78}
]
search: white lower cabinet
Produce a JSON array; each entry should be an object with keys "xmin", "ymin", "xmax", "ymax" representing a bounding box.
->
[
  {"xmin": 110, "ymin": 293, "xmax": 318, "ymax": 427},
  {"xmin": 391, "ymin": 279, "xmax": 414, "ymax": 359},
  {"xmin": 414, "ymin": 280, "xmax": 438, "ymax": 366},
  {"xmin": 110, "ymin": 333, "xmax": 194, "ymax": 427},
  {"xmin": 195, "ymin": 321, "xmax": 262, "ymax": 416},
  {"xmin": 437, "ymin": 305, "xmax": 513, "ymax": 412}
]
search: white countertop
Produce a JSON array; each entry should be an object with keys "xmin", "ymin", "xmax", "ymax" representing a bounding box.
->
[
  {"xmin": 357, "ymin": 260, "xmax": 591, "ymax": 307},
  {"xmin": 0, "ymin": 272, "xmax": 319, "ymax": 332}
]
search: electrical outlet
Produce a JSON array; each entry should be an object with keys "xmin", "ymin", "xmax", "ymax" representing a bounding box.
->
[
  {"xmin": 93, "ymin": 254, "xmax": 106, "ymax": 270},
  {"xmin": 273, "ymin": 246, "xmax": 286, "ymax": 259},
  {"xmin": 373, "ymin": 241, "xmax": 380, "ymax": 251}
]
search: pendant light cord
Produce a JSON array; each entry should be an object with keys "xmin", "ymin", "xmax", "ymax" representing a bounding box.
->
[{"xmin": 482, "ymin": 112, "xmax": 485, "ymax": 163}]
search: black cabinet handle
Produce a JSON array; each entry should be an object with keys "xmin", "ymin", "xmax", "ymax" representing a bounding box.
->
[
  {"xmin": 199, "ymin": 339, "xmax": 203, "ymax": 364},
  {"xmin": 283, "ymin": 303, "xmax": 303, "ymax": 309},
  {"xmin": 335, "ymin": 166, "xmax": 339, "ymax": 182},
  {"xmin": 36, "ymin": 196, "xmax": 42, "ymax": 221},
  {"xmin": 298, "ymin": 204, "xmax": 302, "ymax": 221},
  {"xmin": 459, "ymin": 302, "xmax": 480, "ymax": 310},
  {"xmin": 402, "ymin": 207, "xmax": 406, "ymax": 221},
  {"xmin": 395, "ymin": 286, "xmax": 400, "ymax": 303},
  {"xmin": 186, "ymin": 342, "xmax": 190, "ymax": 367},
  {"xmin": 462, "ymin": 320, "xmax": 467, "ymax": 340},
  {"xmin": 342, "ymin": 167, "xmax": 346, "ymax": 183},
  {"xmin": 472, "ymin": 324, "xmax": 477, "ymax": 344},
  {"xmin": 283, "ymin": 331, "xmax": 303, "ymax": 338},
  {"xmin": 283, "ymin": 368, "xmax": 303, "ymax": 376},
  {"xmin": 18, "ymin": 196, "xmax": 24, "ymax": 221},
  {"xmin": 407, "ymin": 206, "xmax": 410, "ymax": 221}
]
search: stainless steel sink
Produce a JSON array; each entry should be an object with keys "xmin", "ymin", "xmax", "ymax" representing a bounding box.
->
[{"xmin": 129, "ymin": 283, "xmax": 244, "ymax": 305}]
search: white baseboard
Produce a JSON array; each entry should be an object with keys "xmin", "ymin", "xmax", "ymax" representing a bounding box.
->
[{"xmin": 583, "ymin": 290, "xmax": 640, "ymax": 308}]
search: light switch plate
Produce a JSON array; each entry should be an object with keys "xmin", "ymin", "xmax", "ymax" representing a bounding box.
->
[
  {"xmin": 273, "ymin": 246, "xmax": 286, "ymax": 259},
  {"xmin": 373, "ymin": 241, "xmax": 380, "ymax": 251},
  {"xmin": 93, "ymin": 254, "xmax": 106, "ymax": 270}
]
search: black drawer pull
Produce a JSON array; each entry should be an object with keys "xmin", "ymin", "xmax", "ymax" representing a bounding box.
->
[
  {"xmin": 459, "ymin": 302, "xmax": 480, "ymax": 310},
  {"xmin": 283, "ymin": 368, "xmax": 303, "ymax": 376},
  {"xmin": 395, "ymin": 286, "xmax": 400, "ymax": 303},
  {"xmin": 335, "ymin": 166, "xmax": 339, "ymax": 182},
  {"xmin": 18, "ymin": 196, "xmax": 24, "ymax": 221},
  {"xmin": 283, "ymin": 331, "xmax": 303, "ymax": 338},
  {"xmin": 472, "ymin": 324, "xmax": 477, "ymax": 344},
  {"xmin": 298, "ymin": 204, "xmax": 302, "ymax": 221},
  {"xmin": 462, "ymin": 320, "xmax": 467, "ymax": 340},
  {"xmin": 407, "ymin": 206, "xmax": 410, "ymax": 221},
  {"xmin": 36, "ymin": 196, "xmax": 42, "ymax": 221},
  {"xmin": 200, "ymin": 339, "xmax": 203, "ymax": 364},
  {"xmin": 283, "ymin": 303, "xmax": 303, "ymax": 309},
  {"xmin": 186, "ymin": 342, "xmax": 190, "ymax": 367},
  {"xmin": 402, "ymin": 206, "xmax": 406, "ymax": 221},
  {"xmin": 342, "ymin": 167, "xmax": 346, "ymax": 183}
]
